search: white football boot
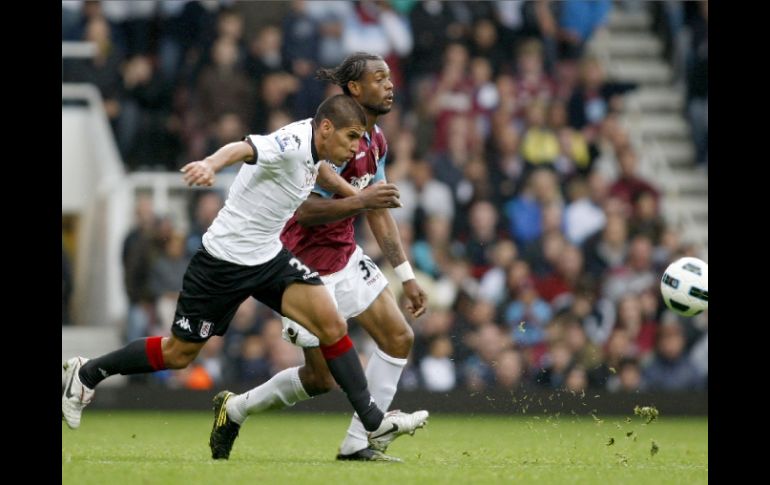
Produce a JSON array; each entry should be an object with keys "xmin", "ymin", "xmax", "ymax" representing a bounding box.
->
[
  {"xmin": 62, "ymin": 357, "xmax": 95, "ymax": 429},
  {"xmin": 368, "ymin": 409, "xmax": 429, "ymax": 452}
]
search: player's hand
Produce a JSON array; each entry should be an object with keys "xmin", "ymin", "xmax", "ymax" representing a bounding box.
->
[
  {"xmin": 403, "ymin": 279, "xmax": 427, "ymax": 318},
  {"xmin": 359, "ymin": 182, "xmax": 402, "ymax": 209},
  {"xmin": 181, "ymin": 160, "xmax": 215, "ymax": 187}
]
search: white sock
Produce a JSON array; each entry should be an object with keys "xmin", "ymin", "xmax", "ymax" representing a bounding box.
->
[
  {"xmin": 227, "ymin": 366, "xmax": 311, "ymax": 425},
  {"xmin": 338, "ymin": 348, "xmax": 407, "ymax": 455}
]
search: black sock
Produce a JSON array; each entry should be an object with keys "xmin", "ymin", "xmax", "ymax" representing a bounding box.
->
[
  {"xmin": 321, "ymin": 335, "xmax": 384, "ymax": 431},
  {"xmin": 79, "ymin": 336, "xmax": 166, "ymax": 389}
]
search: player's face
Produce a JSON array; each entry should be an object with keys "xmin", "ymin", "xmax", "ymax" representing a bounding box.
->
[
  {"xmin": 355, "ymin": 60, "xmax": 394, "ymax": 115},
  {"xmin": 325, "ymin": 123, "xmax": 365, "ymax": 166}
]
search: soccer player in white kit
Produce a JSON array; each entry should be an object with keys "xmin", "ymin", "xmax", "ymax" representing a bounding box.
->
[
  {"xmin": 210, "ymin": 53, "xmax": 429, "ymax": 462},
  {"xmin": 62, "ymin": 94, "xmax": 428, "ymax": 458}
]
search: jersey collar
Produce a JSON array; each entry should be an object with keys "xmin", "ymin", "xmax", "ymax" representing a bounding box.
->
[{"xmin": 310, "ymin": 122, "xmax": 320, "ymax": 164}]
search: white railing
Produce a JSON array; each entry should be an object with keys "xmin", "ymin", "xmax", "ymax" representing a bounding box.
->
[{"xmin": 63, "ymin": 83, "xmax": 129, "ymax": 327}]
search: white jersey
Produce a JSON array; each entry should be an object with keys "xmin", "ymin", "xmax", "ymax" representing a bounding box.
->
[{"xmin": 202, "ymin": 118, "xmax": 321, "ymax": 266}]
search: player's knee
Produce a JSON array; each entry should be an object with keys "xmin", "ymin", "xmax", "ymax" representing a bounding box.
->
[
  {"xmin": 317, "ymin": 316, "xmax": 348, "ymax": 346},
  {"xmin": 300, "ymin": 366, "xmax": 335, "ymax": 396},
  {"xmin": 382, "ymin": 323, "xmax": 414, "ymax": 358}
]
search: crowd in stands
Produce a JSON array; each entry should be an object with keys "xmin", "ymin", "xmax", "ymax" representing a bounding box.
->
[{"xmin": 62, "ymin": 0, "xmax": 708, "ymax": 394}]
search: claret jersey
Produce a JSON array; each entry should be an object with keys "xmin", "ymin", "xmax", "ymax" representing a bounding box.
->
[{"xmin": 281, "ymin": 125, "xmax": 388, "ymax": 275}]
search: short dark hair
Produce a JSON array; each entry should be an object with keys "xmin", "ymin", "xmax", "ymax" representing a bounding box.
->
[
  {"xmin": 316, "ymin": 52, "xmax": 384, "ymax": 95},
  {"xmin": 313, "ymin": 94, "xmax": 366, "ymax": 128}
]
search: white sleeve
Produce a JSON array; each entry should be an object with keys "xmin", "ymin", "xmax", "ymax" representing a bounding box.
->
[{"xmin": 244, "ymin": 129, "xmax": 302, "ymax": 171}]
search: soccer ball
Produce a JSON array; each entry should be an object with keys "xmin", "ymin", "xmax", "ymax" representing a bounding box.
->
[{"xmin": 660, "ymin": 257, "xmax": 708, "ymax": 317}]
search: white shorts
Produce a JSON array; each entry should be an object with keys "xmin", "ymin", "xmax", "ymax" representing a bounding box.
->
[{"xmin": 282, "ymin": 246, "xmax": 389, "ymax": 347}]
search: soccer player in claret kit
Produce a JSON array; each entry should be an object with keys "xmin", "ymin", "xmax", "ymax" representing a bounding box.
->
[
  {"xmin": 62, "ymin": 94, "xmax": 429, "ymax": 455},
  {"xmin": 211, "ymin": 53, "xmax": 429, "ymax": 462}
]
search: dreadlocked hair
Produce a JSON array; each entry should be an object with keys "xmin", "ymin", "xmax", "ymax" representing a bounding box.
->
[{"xmin": 316, "ymin": 52, "xmax": 384, "ymax": 95}]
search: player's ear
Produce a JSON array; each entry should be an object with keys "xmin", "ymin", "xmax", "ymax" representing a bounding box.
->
[
  {"xmin": 319, "ymin": 118, "xmax": 335, "ymax": 137},
  {"xmin": 347, "ymin": 80, "xmax": 361, "ymax": 97}
]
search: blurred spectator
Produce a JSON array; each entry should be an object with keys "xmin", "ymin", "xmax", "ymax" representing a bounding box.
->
[
  {"xmin": 341, "ymin": 0, "xmax": 413, "ymax": 90},
  {"xmin": 588, "ymin": 327, "xmax": 635, "ymax": 388},
  {"xmin": 494, "ymin": 349, "xmax": 526, "ymax": 390},
  {"xmin": 157, "ymin": 1, "xmax": 219, "ymax": 83},
  {"xmin": 101, "ymin": 0, "xmax": 156, "ymax": 57},
  {"xmin": 512, "ymin": 39, "xmax": 556, "ymax": 118},
  {"xmin": 606, "ymin": 357, "xmax": 645, "ymax": 393},
  {"xmin": 564, "ymin": 174, "xmax": 607, "ymax": 246},
  {"xmin": 569, "ymin": 283, "xmax": 616, "ymax": 346},
  {"xmin": 602, "ymin": 234, "xmax": 657, "ymax": 303},
  {"xmin": 504, "ymin": 168, "xmax": 563, "ymax": 246},
  {"xmin": 119, "ymin": 55, "xmax": 180, "ymax": 170},
  {"xmin": 463, "ymin": 323, "xmax": 509, "ymax": 390},
  {"xmin": 608, "ymin": 148, "xmax": 660, "ymax": 212},
  {"xmin": 521, "ymin": 101, "xmax": 560, "ymax": 167},
  {"xmin": 503, "ymin": 276, "xmax": 552, "ymax": 349},
  {"xmin": 62, "ymin": 16, "xmax": 125, "ymax": 129},
  {"xmin": 614, "ymin": 294, "xmax": 657, "ymax": 359},
  {"xmin": 557, "ymin": 0, "xmax": 611, "ymax": 60},
  {"xmin": 564, "ymin": 364, "xmax": 588, "ymax": 393},
  {"xmin": 396, "ymin": 159, "xmax": 455, "ymax": 239},
  {"xmin": 478, "ymin": 240, "xmax": 518, "ymax": 305},
  {"xmin": 629, "ymin": 189, "xmax": 665, "ymax": 242},
  {"xmin": 567, "ymin": 56, "xmax": 636, "ymax": 143},
  {"xmin": 643, "ymin": 320, "xmax": 702, "ymax": 391},
  {"xmin": 563, "ymin": 315, "xmax": 602, "ymax": 370},
  {"xmin": 185, "ymin": 191, "xmax": 224, "ymax": 258},
  {"xmin": 194, "ymin": 37, "xmax": 255, "ymax": 137},
  {"xmin": 419, "ymin": 335, "xmax": 456, "ymax": 392},
  {"xmin": 149, "ymin": 231, "xmax": 189, "ymax": 336},
  {"xmin": 535, "ymin": 339, "xmax": 574, "ymax": 389},
  {"xmin": 282, "ymin": 0, "xmax": 325, "ymax": 119},
  {"xmin": 463, "ymin": 200, "xmax": 503, "ymax": 278},
  {"xmin": 582, "ymin": 213, "xmax": 629, "ymax": 280},
  {"xmin": 407, "ymin": 0, "xmax": 466, "ymax": 83},
  {"xmin": 304, "ymin": 0, "xmax": 352, "ymax": 67},
  {"xmin": 121, "ymin": 194, "xmax": 159, "ymax": 342},
  {"xmin": 689, "ymin": 327, "xmax": 708, "ymax": 389}
]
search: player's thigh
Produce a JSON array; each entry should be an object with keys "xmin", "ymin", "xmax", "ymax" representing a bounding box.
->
[
  {"xmin": 354, "ymin": 287, "xmax": 413, "ymax": 353},
  {"xmin": 173, "ymin": 249, "xmax": 254, "ymax": 342},
  {"xmin": 281, "ymin": 282, "xmax": 346, "ymax": 344},
  {"xmin": 334, "ymin": 248, "xmax": 388, "ymax": 319}
]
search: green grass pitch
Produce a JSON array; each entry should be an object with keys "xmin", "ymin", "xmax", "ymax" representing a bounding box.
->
[{"xmin": 62, "ymin": 411, "xmax": 707, "ymax": 484}]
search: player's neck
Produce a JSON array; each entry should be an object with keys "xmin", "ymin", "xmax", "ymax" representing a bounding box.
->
[{"xmin": 364, "ymin": 112, "xmax": 378, "ymax": 134}]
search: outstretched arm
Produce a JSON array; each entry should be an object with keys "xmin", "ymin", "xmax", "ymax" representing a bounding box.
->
[
  {"xmin": 316, "ymin": 162, "xmax": 358, "ymax": 197},
  {"xmin": 366, "ymin": 208, "xmax": 427, "ymax": 317},
  {"xmin": 180, "ymin": 141, "xmax": 254, "ymax": 187},
  {"xmin": 296, "ymin": 180, "xmax": 403, "ymax": 227}
]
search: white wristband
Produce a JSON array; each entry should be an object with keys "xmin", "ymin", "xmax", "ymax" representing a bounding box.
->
[{"xmin": 394, "ymin": 261, "xmax": 415, "ymax": 282}]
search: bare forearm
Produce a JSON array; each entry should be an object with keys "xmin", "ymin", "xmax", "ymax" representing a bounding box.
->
[
  {"xmin": 366, "ymin": 208, "xmax": 407, "ymax": 267},
  {"xmin": 205, "ymin": 141, "xmax": 254, "ymax": 172},
  {"xmin": 317, "ymin": 162, "xmax": 358, "ymax": 197},
  {"xmin": 296, "ymin": 195, "xmax": 366, "ymax": 226}
]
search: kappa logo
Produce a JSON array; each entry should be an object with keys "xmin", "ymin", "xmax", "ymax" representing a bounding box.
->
[
  {"xmin": 175, "ymin": 316, "xmax": 191, "ymax": 332},
  {"xmin": 302, "ymin": 271, "xmax": 320, "ymax": 280},
  {"xmin": 200, "ymin": 320, "xmax": 213, "ymax": 338}
]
